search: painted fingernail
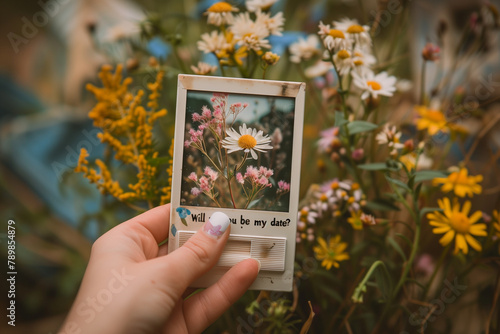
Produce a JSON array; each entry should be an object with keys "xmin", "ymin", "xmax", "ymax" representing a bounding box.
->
[{"xmin": 203, "ymin": 212, "xmax": 230, "ymax": 238}]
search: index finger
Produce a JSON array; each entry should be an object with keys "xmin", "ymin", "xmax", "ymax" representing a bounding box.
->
[{"xmin": 119, "ymin": 204, "xmax": 171, "ymax": 244}]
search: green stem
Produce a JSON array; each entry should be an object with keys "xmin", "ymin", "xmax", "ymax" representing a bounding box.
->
[{"xmin": 352, "ymin": 260, "xmax": 389, "ymax": 303}]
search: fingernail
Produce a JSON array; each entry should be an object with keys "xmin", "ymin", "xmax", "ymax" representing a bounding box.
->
[
  {"xmin": 255, "ymin": 258, "xmax": 261, "ymax": 272},
  {"xmin": 203, "ymin": 212, "xmax": 230, "ymax": 239}
]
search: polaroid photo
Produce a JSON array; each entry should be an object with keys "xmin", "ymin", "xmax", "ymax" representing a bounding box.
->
[{"xmin": 169, "ymin": 74, "xmax": 305, "ymax": 291}]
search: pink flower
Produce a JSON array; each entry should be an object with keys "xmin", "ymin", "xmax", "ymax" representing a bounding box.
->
[
  {"xmin": 192, "ymin": 113, "xmax": 202, "ymax": 122},
  {"xmin": 184, "ymin": 140, "xmax": 191, "ymax": 147},
  {"xmin": 245, "ymin": 166, "xmax": 260, "ymax": 181},
  {"xmin": 204, "ymin": 166, "xmax": 218, "ymax": 181},
  {"xmin": 259, "ymin": 166, "xmax": 273, "ymax": 178},
  {"xmin": 318, "ymin": 127, "xmax": 341, "ymax": 153},
  {"xmin": 258, "ymin": 176, "xmax": 269, "ymax": 186},
  {"xmin": 202, "ymin": 106, "xmax": 212, "ymax": 119},
  {"xmin": 236, "ymin": 173, "xmax": 244, "ymax": 184},
  {"xmin": 278, "ymin": 180, "xmax": 290, "ymax": 192},
  {"xmin": 191, "ymin": 187, "xmax": 201, "ymax": 196},
  {"xmin": 188, "ymin": 172, "xmax": 198, "ymax": 182},
  {"xmin": 199, "ymin": 176, "xmax": 210, "ymax": 192}
]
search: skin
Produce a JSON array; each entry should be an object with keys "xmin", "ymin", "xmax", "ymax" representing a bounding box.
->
[{"xmin": 61, "ymin": 204, "xmax": 260, "ymax": 334}]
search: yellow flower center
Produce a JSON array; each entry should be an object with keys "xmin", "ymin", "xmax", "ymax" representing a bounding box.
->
[
  {"xmin": 347, "ymin": 25, "xmax": 365, "ymax": 34},
  {"xmin": 300, "ymin": 208, "xmax": 308, "ymax": 217},
  {"xmin": 351, "ymin": 183, "xmax": 360, "ymax": 190},
  {"xmin": 320, "ymin": 194, "xmax": 328, "ymax": 201},
  {"xmin": 208, "ymin": 2, "xmax": 233, "ymax": 12},
  {"xmin": 354, "ymin": 60, "xmax": 364, "ymax": 66},
  {"xmin": 328, "ymin": 29, "xmax": 345, "ymax": 39},
  {"xmin": 238, "ymin": 134, "xmax": 257, "ymax": 149},
  {"xmin": 450, "ymin": 212, "xmax": 471, "ymax": 234},
  {"xmin": 337, "ymin": 50, "xmax": 350, "ymax": 59},
  {"xmin": 348, "ymin": 197, "xmax": 355, "ymax": 204},
  {"xmin": 331, "ymin": 181, "xmax": 339, "ymax": 189},
  {"xmin": 367, "ymin": 81, "xmax": 382, "ymax": 90}
]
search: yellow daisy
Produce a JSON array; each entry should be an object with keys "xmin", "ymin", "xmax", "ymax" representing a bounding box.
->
[
  {"xmin": 432, "ymin": 168, "xmax": 483, "ymax": 198},
  {"xmin": 415, "ymin": 106, "xmax": 448, "ymax": 136},
  {"xmin": 313, "ymin": 235, "xmax": 350, "ymax": 270},
  {"xmin": 347, "ymin": 210, "xmax": 363, "ymax": 230},
  {"xmin": 427, "ymin": 198, "xmax": 487, "ymax": 254}
]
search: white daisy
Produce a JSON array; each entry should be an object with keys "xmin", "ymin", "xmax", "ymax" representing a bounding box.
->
[
  {"xmin": 304, "ymin": 60, "xmax": 333, "ymax": 78},
  {"xmin": 352, "ymin": 70, "xmax": 397, "ymax": 100},
  {"xmin": 221, "ymin": 123, "xmax": 273, "ymax": 159},
  {"xmin": 333, "ymin": 18, "xmax": 371, "ymax": 48},
  {"xmin": 318, "ymin": 21, "xmax": 351, "ymax": 52},
  {"xmin": 191, "ymin": 62, "xmax": 217, "ymax": 75},
  {"xmin": 289, "ymin": 34, "xmax": 320, "ymax": 63},
  {"xmin": 231, "ymin": 12, "xmax": 271, "ymax": 51},
  {"xmin": 375, "ymin": 124, "xmax": 404, "ymax": 155},
  {"xmin": 197, "ymin": 30, "xmax": 228, "ymax": 54},
  {"xmin": 333, "ymin": 49, "xmax": 354, "ymax": 76},
  {"xmin": 204, "ymin": 2, "xmax": 239, "ymax": 26},
  {"xmin": 256, "ymin": 10, "xmax": 285, "ymax": 36},
  {"xmin": 351, "ymin": 48, "xmax": 376, "ymax": 74},
  {"xmin": 246, "ymin": 0, "xmax": 278, "ymax": 12}
]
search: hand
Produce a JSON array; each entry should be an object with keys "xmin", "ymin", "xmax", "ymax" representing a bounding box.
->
[{"xmin": 61, "ymin": 204, "xmax": 260, "ymax": 334}]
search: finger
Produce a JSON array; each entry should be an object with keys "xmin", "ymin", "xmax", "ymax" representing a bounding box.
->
[
  {"xmin": 149, "ymin": 212, "xmax": 231, "ymax": 293},
  {"xmin": 121, "ymin": 204, "xmax": 171, "ymax": 244},
  {"xmin": 183, "ymin": 258, "xmax": 260, "ymax": 333},
  {"xmin": 94, "ymin": 204, "xmax": 171, "ymax": 261}
]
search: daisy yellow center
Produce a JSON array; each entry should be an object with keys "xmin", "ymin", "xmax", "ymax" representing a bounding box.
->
[
  {"xmin": 331, "ymin": 181, "xmax": 339, "ymax": 189},
  {"xmin": 367, "ymin": 80, "xmax": 382, "ymax": 90},
  {"xmin": 354, "ymin": 60, "xmax": 364, "ymax": 66},
  {"xmin": 208, "ymin": 2, "xmax": 233, "ymax": 12},
  {"xmin": 337, "ymin": 50, "xmax": 350, "ymax": 59},
  {"xmin": 320, "ymin": 194, "xmax": 328, "ymax": 201},
  {"xmin": 347, "ymin": 24, "xmax": 365, "ymax": 34},
  {"xmin": 450, "ymin": 212, "xmax": 471, "ymax": 234},
  {"xmin": 328, "ymin": 29, "xmax": 345, "ymax": 39},
  {"xmin": 238, "ymin": 134, "xmax": 257, "ymax": 149},
  {"xmin": 351, "ymin": 183, "xmax": 360, "ymax": 190},
  {"xmin": 300, "ymin": 209, "xmax": 308, "ymax": 217}
]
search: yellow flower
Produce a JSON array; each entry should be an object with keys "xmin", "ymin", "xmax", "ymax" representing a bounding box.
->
[
  {"xmin": 427, "ymin": 198, "xmax": 487, "ymax": 254},
  {"xmin": 313, "ymin": 235, "xmax": 349, "ymax": 270},
  {"xmin": 347, "ymin": 210, "xmax": 363, "ymax": 230},
  {"xmin": 433, "ymin": 168, "xmax": 483, "ymax": 197},
  {"xmin": 415, "ymin": 106, "xmax": 448, "ymax": 136}
]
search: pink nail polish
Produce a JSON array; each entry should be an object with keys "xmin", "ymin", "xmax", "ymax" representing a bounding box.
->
[{"xmin": 203, "ymin": 212, "xmax": 230, "ymax": 238}]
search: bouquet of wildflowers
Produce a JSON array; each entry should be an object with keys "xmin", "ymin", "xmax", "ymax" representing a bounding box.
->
[{"xmin": 76, "ymin": 1, "xmax": 500, "ymax": 332}]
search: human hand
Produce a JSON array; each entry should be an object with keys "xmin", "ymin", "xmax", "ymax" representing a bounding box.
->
[{"xmin": 61, "ymin": 204, "xmax": 260, "ymax": 334}]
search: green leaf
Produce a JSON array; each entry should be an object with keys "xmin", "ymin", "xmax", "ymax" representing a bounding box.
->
[
  {"xmin": 358, "ymin": 162, "xmax": 389, "ymax": 171},
  {"xmin": 420, "ymin": 207, "xmax": 443, "ymax": 216},
  {"xmin": 366, "ymin": 199, "xmax": 400, "ymax": 212},
  {"xmin": 414, "ymin": 170, "xmax": 448, "ymax": 183},
  {"xmin": 373, "ymin": 265, "xmax": 393, "ymax": 301},
  {"xmin": 385, "ymin": 175, "xmax": 411, "ymax": 192},
  {"xmin": 334, "ymin": 110, "xmax": 348, "ymax": 127},
  {"xmin": 347, "ymin": 121, "xmax": 379, "ymax": 135},
  {"xmin": 387, "ymin": 236, "xmax": 407, "ymax": 261}
]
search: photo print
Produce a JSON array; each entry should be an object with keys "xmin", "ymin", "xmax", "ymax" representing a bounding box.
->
[{"xmin": 180, "ymin": 91, "xmax": 295, "ymax": 212}]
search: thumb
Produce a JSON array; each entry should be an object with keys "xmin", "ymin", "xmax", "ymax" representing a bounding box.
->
[{"xmin": 157, "ymin": 212, "xmax": 232, "ymax": 293}]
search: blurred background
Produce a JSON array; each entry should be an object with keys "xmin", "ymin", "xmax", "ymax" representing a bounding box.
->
[{"xmin": 1, "ymin": 0, "xmax": 499, "ymax": 333}]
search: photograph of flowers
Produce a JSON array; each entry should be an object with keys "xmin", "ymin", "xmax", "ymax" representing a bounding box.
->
[
  {"xmin": 2, "ymin": 0, "xmax": 500, "ymax": 333},
  {"xmin": 180, "ymin": 90, "xmax": 294, "ymax": 212}
]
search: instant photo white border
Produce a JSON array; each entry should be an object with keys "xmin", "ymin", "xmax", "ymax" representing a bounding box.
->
[{"xmin": 169, "ymin": 74, "xmax": 305, "ymax": 291}]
